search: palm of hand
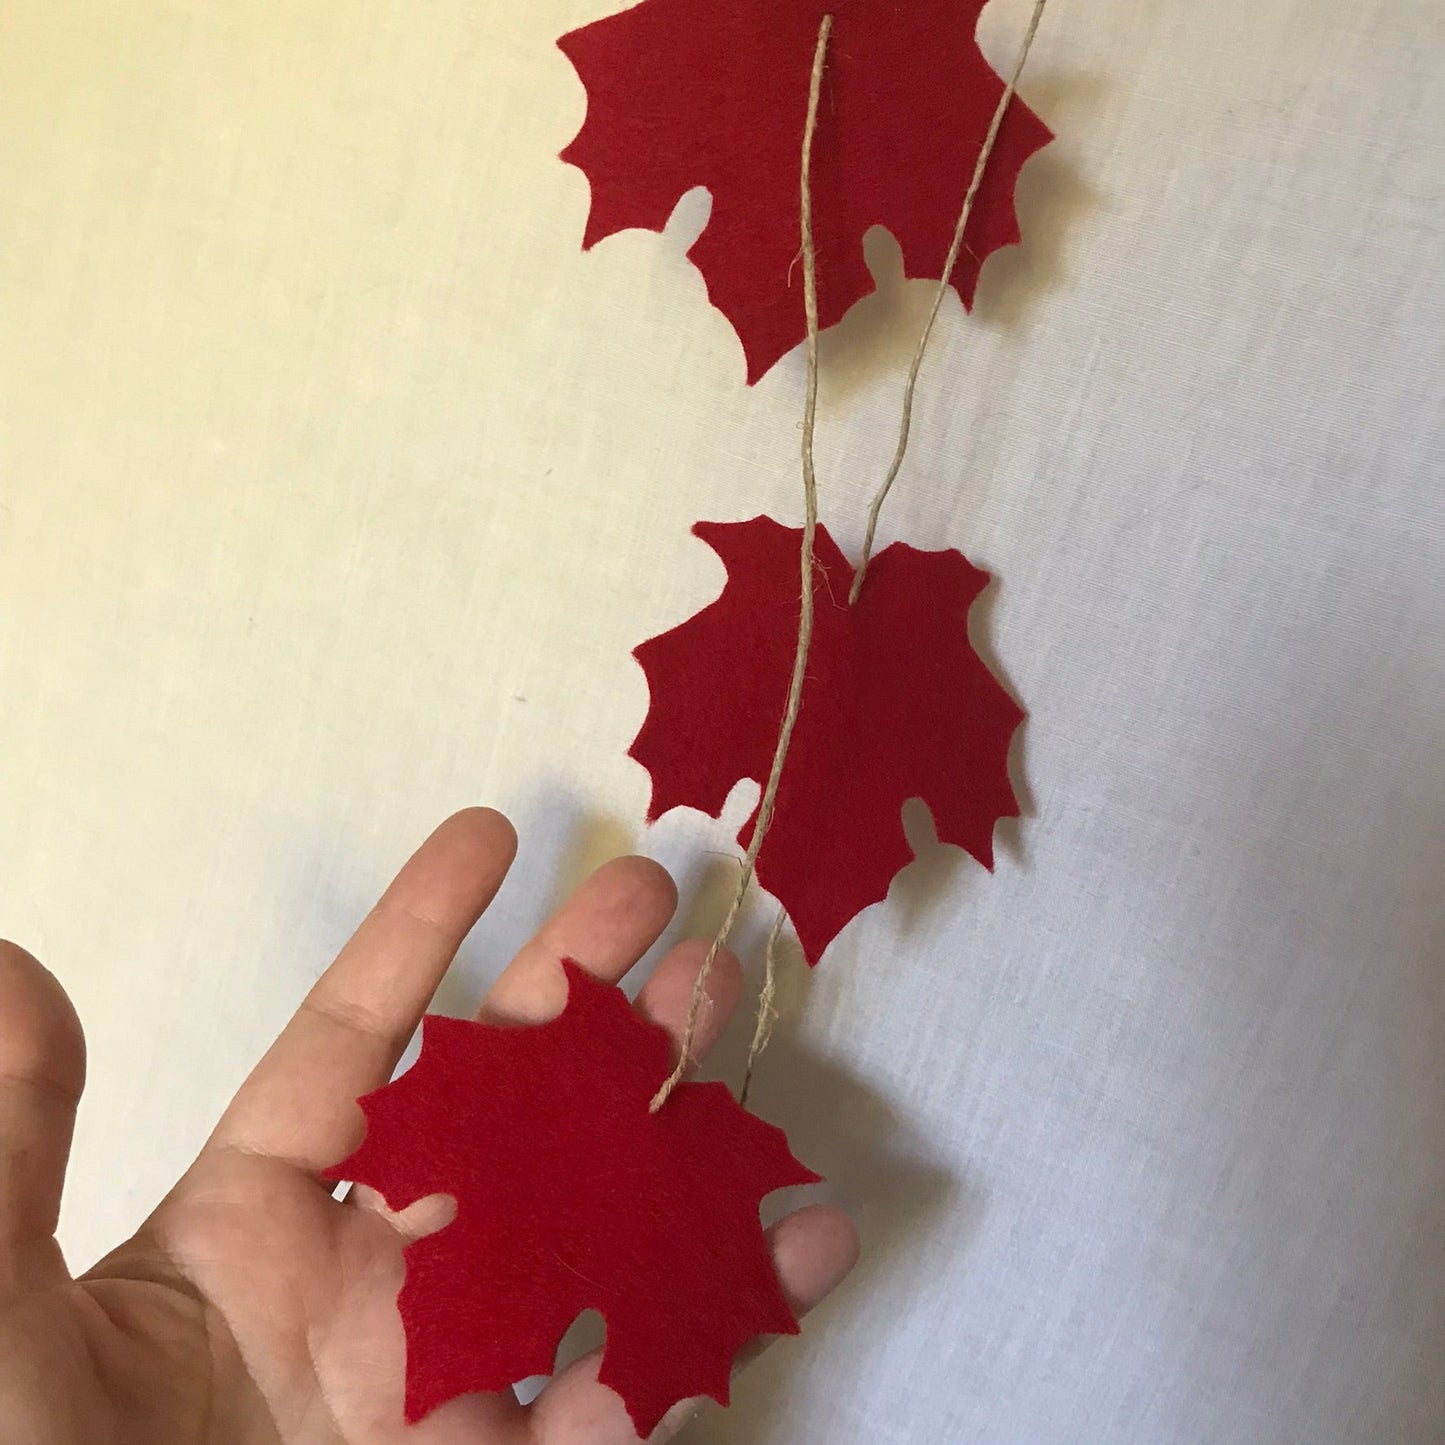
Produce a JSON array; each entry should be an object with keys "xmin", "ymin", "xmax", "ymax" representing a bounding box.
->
[{"xmin": 0, "ymin": 811, "xmax": 856, "ymax": 1445}]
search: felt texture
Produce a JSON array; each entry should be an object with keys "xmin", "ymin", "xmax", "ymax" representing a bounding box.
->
[
  {"xmin": 630, "ymin": 517, "xmax": 1023, "ymax": 963},
  {"xmin": 324, "ymin": 959, "xmax": 818, "ymax": 1436},
  {"xmin": 557, "ymin": 0, "xmax": 1052, "ymax": 383}
]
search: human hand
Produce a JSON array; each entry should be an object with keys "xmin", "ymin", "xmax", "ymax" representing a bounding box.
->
[{"xmin": 0, "ymin": 809, "xmax": 857, "ymax": 1444}]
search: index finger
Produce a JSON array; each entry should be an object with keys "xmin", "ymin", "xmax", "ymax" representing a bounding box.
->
[
  {"xmin": 208, "ymin": 808, "xmax": 517, "ymax": 1174},
  {"xmin": 0, "ymin": 942, "xmax": 86, "ymax": 1278}
]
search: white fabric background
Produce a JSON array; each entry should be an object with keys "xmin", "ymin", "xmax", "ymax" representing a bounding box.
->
[{"xmin": 2, "ymin": 1, "xmax": 1442, "ymax": 1440}]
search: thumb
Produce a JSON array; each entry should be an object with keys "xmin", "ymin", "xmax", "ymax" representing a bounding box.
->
[{"xmin": 0, "ymin": 941, "xmax": 86, "ymax": 1269}]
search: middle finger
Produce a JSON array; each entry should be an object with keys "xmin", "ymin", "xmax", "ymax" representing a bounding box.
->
[{"xmin": 480, "ymin": 856, "xmax": 677, "ymax": 1025}]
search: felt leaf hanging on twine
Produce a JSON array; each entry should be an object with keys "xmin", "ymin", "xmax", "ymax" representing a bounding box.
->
[
  {"xmin": 558, "ymin": 0, "xmax": 1052, "ymax": 382},
  {"xmin": 630, "ymin": 516, "xmax": 1023, "ymax": 964},
  {"xmin": 324, "ymin": 959, "xmax": 818, "ymax": 1437}
]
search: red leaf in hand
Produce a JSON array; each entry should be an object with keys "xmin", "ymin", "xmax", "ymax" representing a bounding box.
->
[
  {"xmin": 630, "ymin": 517, "xmax": 1023, "ymax": 962},
  {"xmin": 324, "ymin": 960, "xmax": 818, "ymax": 1436},
  {"xmin": 558, "ymin": 0, "xmax": 1051, "ymax": 382}
]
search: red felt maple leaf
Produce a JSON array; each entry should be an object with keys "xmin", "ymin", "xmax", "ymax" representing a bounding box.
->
[
  {"xmin": 630, "ymin": 517, "xmax": 1023, "ymax": 962},
  {"xmin": 324, "ymin": 959, "xmax": 818, "ymax": 1436},
  {"xmin": 558, "ymin": 0, "xmax": 1051, "ymax": 382}
]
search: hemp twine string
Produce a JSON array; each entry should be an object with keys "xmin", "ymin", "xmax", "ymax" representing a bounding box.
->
[
  {"xmin": 737, "ymin": 0, "xmax": 1053, "ymax": 1097},
  {"xmin": 739, "ymin": 904, "xmax": 787, "ymax": 1108},
  {"xmin": 655, "ymin": 0, "xmax": 1050, "ymax": 1111},
  {"xmin": 849, "ymin": 0, "xmax": 1050, "ymax": 604},
  {"xmin": 648, "ymin": 13, "xmax": 834, "ymax": 1113}
]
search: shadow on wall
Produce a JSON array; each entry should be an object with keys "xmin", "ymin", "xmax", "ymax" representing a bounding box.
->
[
  {"xmin": 1211, "ymin": 681, "xmax": 1445, "ymax": 1443},
  {"xmin": 683, "ymin": 948, "xmax": 966, "ymax": 1443},
  {"xmin": 1071, "ymin": 555, "xmax": 1445, "ymax": 1441},
  {"xmin": 969, "ymin": 66, "xmax": 1110, "ymax": 334},
  {"xmin": 1373, "ymin": 919, "xmax": 1445, "ymax": 1442}
]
